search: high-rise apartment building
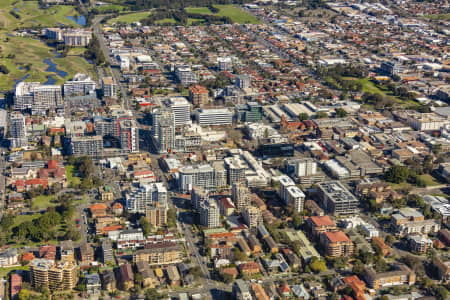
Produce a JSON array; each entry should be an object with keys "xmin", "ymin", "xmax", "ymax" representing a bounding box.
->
[
  {"xmin": 101, "ymin": 239, "xmax": 114, "ymax": 264},
  {"xmin": 217, "ymin": 57, "xmax": 232, "ymax": 72},
  {"xmin": 32, "ymin": 85, "xmax": 63, "ymax": 115},
  {"xmin": 243, "ymin": 206, "xmax": 262, "ymax": 228},
  {"xmin": 175, "ymin": 66, "xmax": 197, "ymax": 85},
  {"xmin": 119, "ymin": 119, "xmax": 139, "ymax": 153},
  {"xmin": 191, "ymin": 186, "xmax": 209, "ymax": 210},
  {"xmin": 224, "ymin": 156, "xmax": 246, "ymax": 186},
  {"xmin": 14, "ymin": 82, "xmax": 62, "ymax": 115},
  {"xmin": 62, "ymin": 30, "xmax": 92, "ymax": 46},
  {"xmin": 126, "ymin": 182, "xmax": 167, "ymax": 213},
  {"xmin": 157, "ymin": 118, "xmax": 175, "ymax": 154},
  {"xmin": 232, "ymin": 183, "xmax": 250, "ymax": 213},
  {"xmin": 151, "ymin": 108, "xmax": 175, "ymax": 138},
  {"xmin": 319, "ymin": 231, "xmax": 354, "ymax": 258},
  {"xmin": 178, "ymin": 164, "xmax": 225, "ymax": 193},
  {"xmin": 30, "ymin": 259, "xmax": 77, "ymax": 291},
  {"xmin": 145, "ymin": 204, "xmax": 168, "ymax": 228},
  {"xmin": 235, "ymin": 75, "xmax": 251, "ymax": 89},
  {"xmin": 277, "ymin": 175, "xmax": 305, "ymax": 213},
  {"xmin": 69, "ymin": 135, "xmax": 104, "ymax": 156},
  {"xmin": 200, "ymin": 199, "xmax": 220, "ymax": 228},
  {"xmin": 102, "ymin": 77, "xmax": 117, "ymax": 99},
  {"xmin": 9, "ymin": 113, "xmax": 27, "ymax": 149},
  {"xmin": 63, "ymin": 73, "xmax": 96, "ymax": 97}
]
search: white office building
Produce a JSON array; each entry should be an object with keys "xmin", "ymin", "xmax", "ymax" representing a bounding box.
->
[
  {"xmin": 167, "ymin": 97, "xmax": 192, "ymax": 126},
  {"xmin": 196, "ymin": 108, "xmax": 232, "ymax": 126}
]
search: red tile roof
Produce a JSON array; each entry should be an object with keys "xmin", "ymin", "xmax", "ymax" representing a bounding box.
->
[
  {"xmin": 324, "ymin": 231, "xmax": 351, "ymax": 243},
  {"xmin": 310, "ymin": 215, "xmax": 335, "ymax": 227}
]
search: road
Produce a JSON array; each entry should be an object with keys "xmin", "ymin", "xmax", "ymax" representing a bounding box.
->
[{"xmin": 92, "ymin": 16, "xmax": 131, "ymax": 111}]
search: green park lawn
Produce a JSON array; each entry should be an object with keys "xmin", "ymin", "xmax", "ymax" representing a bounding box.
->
[
  {"xmin": 91, "ymin": 4, "xmax": 127, "ymax": 13},
  {"xmin": 12, "ymin": 213, "xmax": 40, "ymax": 227},
  {"xmin": 31, "ymin": 195, "xmax": 55, "ymax": 210},
  {"xmin": 66, "ymin": 165, "xmax": 81, "ymax": 186},
  {"xmin": 418, "ymin": 174, "xmax": 441, "ymax": 187},
  {"xmin": 424, "ymin": 13, "xmax": 450, "ymax": 21},
  {"xmin": 155, "ymin": 18, "xmax": 177, "ymax": 24},
  {"xmin": 185, "ymin": 5, "xmax": 260, "ymax": 24},
  {"xmin": 0, "ymin": 265, "xmax": 29, "ymax": 278}
]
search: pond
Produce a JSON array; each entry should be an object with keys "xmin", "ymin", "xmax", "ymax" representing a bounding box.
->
[
  {"xmin": 43, "ymin": 52, "xmax": 67, "ymax": 85},
  {"xmin": 67, "ymin": 15, "xmax": 86, "ymax": 27}
]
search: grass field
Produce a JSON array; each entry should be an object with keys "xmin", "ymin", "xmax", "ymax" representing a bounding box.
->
[
  {"xmin": 12, "ymin": 213, "xmax": 41, "ymax": 227},
  {"xmin": 0, "ymin": 265, "xmax": 29, "ymax": 278},
  {"xmin": 32, "ymin": 195, "xmax": 55, "ymax": 210},
  {"xmin": 155, "ymin": 18, "xmax": 176, "ymax": 24},
  {"xmin": 0, "ymin": 0, "xmax": 79, "ymax": 29},
  {"xmin": 107, "ymin": 11, "xmax": 152, "ymax": 24},
  {"xmin": 418, "ymin": 174, "xmax": 441, "ymax": 187},
  {"xmin": 424, "ymin": 13, "xmax": 450, "ymax": 21},
  {"xmin": 92, "ymin": 4, "xmax": 126, "ymax": 13},
  {"xmin": 185, "ymin": 5, "xmax": 260, "ymax": 24},
  {"xmin": 0, "ymin": 34, "xmax": 95, "ymax": 90},
  {"xmin": 66, "ymin": 165, "xmax": 81, "ymax": 186},
  {"xmin": 0, "ymin": 0, "xmax": 96, "ymax": 90}
]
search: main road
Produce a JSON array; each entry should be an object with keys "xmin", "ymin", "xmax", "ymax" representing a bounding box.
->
[{"xmin": 92, "ymin": 16, "xmax": 131, "ymax": 111}]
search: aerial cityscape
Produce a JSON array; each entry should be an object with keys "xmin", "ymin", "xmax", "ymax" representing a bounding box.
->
[{"xmin": 0, "ymin": 0, "xmax": 449, "ymax": 299}]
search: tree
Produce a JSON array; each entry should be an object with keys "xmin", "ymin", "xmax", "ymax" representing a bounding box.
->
[
  {"xmin": 139, "ymin": 216, "xmax": 151, "ymax": 237},
  {"xmin": 298, "ymin": 113, "xmax": 309, "ymax": 121},
  {"xmin": 18, "ymin": 289, "xmax": 31, "ymax": 300},
  {"xmin": 309, "ymin": 257, "xmax": 326, "ymax": 273},
  {"xmin": 315, "ymin": 112, "xmax": 328, "ymax": 119},
  {"xmin": 352, "ymin": 260, "xmax": 364, "ymax": 275},
  {"xmin": 384, "ymin": 165, "xmax": 409, "ymax": 183},
  {"xmin": 167, "ymin": 208, "xmax": 176, "ymax": 228},
  {"xmin": 234, "ymin": 247, "xmax": 248, "ymax": 261},
  {"xmin": 222, "ymin": 273, "xmax": 234, "ymax": 284},
  {"xmin": 292, "ymin": 214, "xmax": 302, "ymax": 229},
  {"xmin": 432, "ymin": 144, "xmax": 442, "ymax": 155},
  {"xmin": 335, "ymin": 108, "xmax": 348, "ymax": 118},
  {"xmin": 385, "ymin": 234, "xmax": 395, "ymax": 246}
]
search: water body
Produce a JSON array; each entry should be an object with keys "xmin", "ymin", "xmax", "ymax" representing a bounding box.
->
[
  {"xmin": 43, "ymin": 56, "xmax": 67, "ymax": 85},
  {"xmin": 67, "ymin": 15, "xmax": 86, "ymax": 26},
  {"xmin": 44, "ymin": 75, "xmax": 56, "ymax": 85}
]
